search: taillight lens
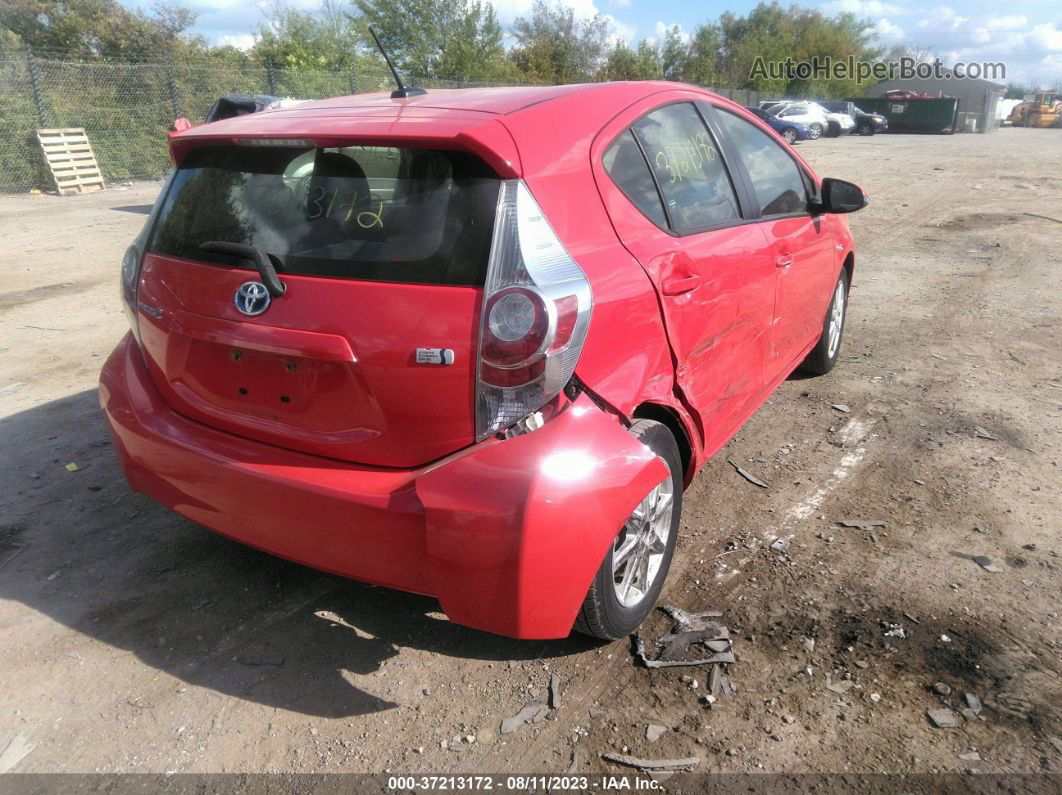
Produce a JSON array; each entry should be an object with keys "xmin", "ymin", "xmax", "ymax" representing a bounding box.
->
[
  {"xmin": 121, "ymin": 244, "xmax": 142, "ymax": 343},
  {"xmin": 475, "ymin": 181, "xmax": 592, "ymax": 439}
]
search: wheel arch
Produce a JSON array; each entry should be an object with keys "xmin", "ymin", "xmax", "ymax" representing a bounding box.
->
[{"xmin": 632, "ymin": 401, "xmax": 694, "ymax": 486}]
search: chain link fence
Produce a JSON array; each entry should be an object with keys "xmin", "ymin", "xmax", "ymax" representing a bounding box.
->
[{"xmin": 0, "ymin": 47, "xmax": 760, "ymax": 193}]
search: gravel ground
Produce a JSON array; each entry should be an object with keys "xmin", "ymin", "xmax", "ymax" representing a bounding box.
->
[{"xmin": 0, "ymin": 127, "xmax": 1060, "ymax": 778}]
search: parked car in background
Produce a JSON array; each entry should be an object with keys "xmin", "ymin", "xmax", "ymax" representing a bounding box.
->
[
  {"xmin": 767, "ymin": 101, "xmax": 856, "ymax": 138},
  {"xmin": 763, "ymin": 102, "xmax": 826, "ymax": 139},
  {"xmin": 819, "ymin": 101, "xmax": 889, "ymax": 135},
  {"xmin": 745, "ymin": 106, "xmax": 811, "ymax": 144},
  {"xmin": 101, "ymin": 82, "xmax": 866, "ymax": 641}
]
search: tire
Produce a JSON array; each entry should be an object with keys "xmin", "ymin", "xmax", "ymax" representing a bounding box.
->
[
  {"xmin": 825, "ymin": 120, "xmax": 841, "ymax": 137},
  {"xmin": 781, "ymin": 127, "xmax": 798, "ymax": 144},
  {"xmin": 799, "ymin": 268, "xmax": 849, "ymax": 376},
  {"xmin": 574, "ymin": 419, "xmax": 683, "ymax": 640},
  {"xmin": 808, "ymin": 122, "xmax": 823, "ymax": 139},
  {"xmin": 857, "ymin": 121, "xmax": 875, "ymax": 136}
]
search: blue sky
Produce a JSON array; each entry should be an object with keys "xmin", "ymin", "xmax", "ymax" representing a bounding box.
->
[{"xmin": 125, "ymin": 0, "xmax": 1062, "ymax": 84}]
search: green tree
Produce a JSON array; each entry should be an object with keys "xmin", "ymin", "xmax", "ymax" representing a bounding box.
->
[
  {"xmin": 604, "ymin": 40, "xmax": 662, "ymax": 81},
  {"xmin": 255, "ymin": 0, "xmax": 364, "ymax": 71},
  {"xmin": 352, "ymin": 0, "xmax": 511, "ymax": 82},
  {"xmin": 684, "ymin": 23, "xmax": 722, "ymax": 86},
  {"xmin": 0, "ymin": 0, "xmax": 202, "ymax": 59},
  {"xmin": 509, "ymin": 0, "xmax": 613, "ymax": 84},
  {"xmin": 659, "ymin": 25, "xmax": 688, "ymax": 82}
]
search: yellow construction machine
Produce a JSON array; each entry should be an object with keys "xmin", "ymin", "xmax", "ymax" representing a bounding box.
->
[{"xmin": 1007, "ymin": 92, "xmax": 1062, "ymax": 127}]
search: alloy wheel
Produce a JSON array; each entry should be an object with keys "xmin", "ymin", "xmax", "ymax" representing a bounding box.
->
[
  {"xmin": 827, "ymin": 277, "xmax": 846, "ymax": 359},
  {"xmin": 611, "ymin": 465, "xmax": 674, "ymax": 608}
]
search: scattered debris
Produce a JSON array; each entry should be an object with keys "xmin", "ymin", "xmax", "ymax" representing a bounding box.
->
[
  {"xmin": 933, "ymin": 682, "xmax": 952, "ymax": 696},
  {"xmin": 838, "ymin": 519, "xmax": 887, "ymax": 530},
  {"xmin": 940, "ymin": 634, "xmax": 951, "ymax": 643},
  {"xmin": 645, "ymin": 724, "xmax": 667, "ymax": 743},
  {"xmin": 972, "ymin": 426, "xmax": 998, "ymax": 441},
  {"xmin": 972, "ymin": 556, "xmax": 1003, "ymax": 574},
  {"xmin": 588, "ymin": 705, "xmax": 605, "ymax": 719},
  {"xmin": 831, "ymin": 404, "xmax": 851, "ymax": 413},
  {"xmin": 64, "ymin": 462, "xmax": 79, "ymax": 472},
  {"xmin": 870, "ymin": 693, "xmax": 882, "ymax": 703},
  {"xmin": 727, "ymin": 459, "xmax": 768, "ymax": 488},
  {"xmin": 501, "ymin": 700, "xmax": 548, "ymax": 734},
  {"xmin": 770, "ymin": 537, "xmax": 791, "ymax": 552},
  {"xmin": 854, "ymin": 660, "xmax": 869, "ymax": 669},
  {"xmin": 236, "ymin": 654, "xmax": 284, "ymax": 666},
  {"xmin": 964, "ymin": 692, "xmax": 982, "ymax": 715},
  {"xmin": 926, "ymin": 708, "xmax": 960, "ymax": 728},
  {"xmin": 1049, "ymin": 738, "xmax": 1062, "ymax": 756},
  {"xmin": 601, "ymin": 753, "xmax": 699, "ymax": 771},
  {"xmin": 958, "ymin": 751, "xmax": 981, "ymax": 762},
  {"xmin": 782, "ymin": 714, "xmax": 796, "ymax": 724},
  {"xmin": 549, "ymin": 673, "xmax": 561, "ymax": 709},
  {"xmin": 884, "ymin": 624, "xmax": 906, "ymax": 639},
  {"xmin": 801, "ymin": 637, "xmax": 815, "ymax": 653},
  {"xmin": 826, "ymin": 674, "xmax": 854, "ymax": 694}
]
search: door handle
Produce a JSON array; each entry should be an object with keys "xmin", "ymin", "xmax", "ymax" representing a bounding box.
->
[
  {"xmin": 662, "ymin": 274, "xmax": 701, "ymax": 296},
  {"xmin": 775, "ymin": 254, "xmax": 794, "ymax": 269}
]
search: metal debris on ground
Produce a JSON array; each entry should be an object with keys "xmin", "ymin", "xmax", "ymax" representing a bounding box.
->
[
  {"xmin": 500, "ymin": 700, "xmax": 549, "ymax": 734},
  {"xmin": 972, "ymin": 426, "xmax": 998, "ymax": 440},
  {"xmin": 926, "ymin": 708, "xmax": 960, "ymax": 728},
  {"xmin": 831, "ymin": 404, "xmax": 851, "ymax": 413},
  {"xmin": 838, "ymin": 519, "xmax": 887, "ymax": 530},
  {"xmin": 972, "ymin": 555, "xmax": 1003, "ymax": 574},
  {"xmin": 549, "ymin": 672, "xmax": 561, "ymax": 709},
  {"xmin": 727, "ymin": 459, "xmax": 769, "ymax": 488},
  {"xmin": 600, "ymin": 752, "xmax": 700, "ymax": 771},
  {"xmin": 634, "ymin": 606, "xmax": 736, "ymax": 703},
  {"xmin": 884, "ymin": 624, "xmax": 907, "ymax": 639}
]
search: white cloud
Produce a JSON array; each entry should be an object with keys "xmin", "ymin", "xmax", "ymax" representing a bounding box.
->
[
  {"xmin": 985, "ymin": 15, "xmax": 1028, "ymax": 31},
  {"xmin": 652, "ymin": 21, "xmax": 690, "ymax": 45},
  {"xmin": 609, "ymin": 0, "xmax": 632, "ymax": 7},
  {"xmin": 1026, "ymin": 23, "xmax": 1062, "ymax": 53},
  {"xmin": 216, "ymin": 33, "xmax": 256, "ymax": 50},
  {"xmin": 872, "ymin": 17, "xmax": 905, "ymax": 41},
  {"xmin": 823, "ymin": 0, "xmax": 904, "ymax": 15},
  {"xmin": 917, "ymin": 6, "xmax": 969, "ymax": 31}
]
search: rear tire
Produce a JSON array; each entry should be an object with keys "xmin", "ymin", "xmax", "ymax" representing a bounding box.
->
[
  {"xmin": 808, "ymin": 122, "xmax": 823, "ymax": 139},
  {"xmin": 573, "ymin": 420, "xmax": 682, "ymax": 640},
  {"xmin": 799, "ymin": 268, "xmax": 849, "ymax": 376},
  {"xmin": 826, "ymin": 120, "xmax": 841, "ymax": 137}
]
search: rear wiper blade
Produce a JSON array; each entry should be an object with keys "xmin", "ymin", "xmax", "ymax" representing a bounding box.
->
[{"xmin": 199, "ymin": 241, "xmax": 286, "ymax": 297}]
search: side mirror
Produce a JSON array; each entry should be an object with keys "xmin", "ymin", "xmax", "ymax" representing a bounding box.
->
[{"xmin": 818, "ymin": 178, "xmax": 868, "ymax": 214}]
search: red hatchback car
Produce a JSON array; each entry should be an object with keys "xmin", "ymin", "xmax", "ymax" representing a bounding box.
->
[{"xmin": 100, "ymin": 82, "xmax": 866, "ymax": 640}]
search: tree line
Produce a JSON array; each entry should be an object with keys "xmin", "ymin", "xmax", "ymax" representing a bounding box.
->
[{"xmin": 2, "ymin": 0, "xmax": 891, "ymax": 97}]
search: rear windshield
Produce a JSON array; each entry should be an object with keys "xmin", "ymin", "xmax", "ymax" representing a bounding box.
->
[{"xmin": 148, "ymin": 145, "xmax": 500, "ymax": 286}]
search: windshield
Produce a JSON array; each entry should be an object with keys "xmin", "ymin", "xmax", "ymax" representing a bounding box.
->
[{"xmin": 149, "ymin": 145, "xmax": 500, "ymax": 286}]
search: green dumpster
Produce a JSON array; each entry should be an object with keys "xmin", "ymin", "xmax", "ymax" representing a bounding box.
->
[{"xmin": 849, "ymin": 97, "xmax": 959, "ymax": 133}]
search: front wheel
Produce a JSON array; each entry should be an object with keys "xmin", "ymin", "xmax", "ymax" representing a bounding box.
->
[
  {"xmin": 857, "ymin": 121, "xmax": 875, "ymax": 136},
  {"xmin": 574, "ymin": 419, "xmax": 682, "ymax": 640},
  {"xmin": 799, "ymin": 269, "xmax": 849, "ymax": 375},
  {"xmin": 781, "ymin": 127, "xmax": 798, "ymax": 144}
]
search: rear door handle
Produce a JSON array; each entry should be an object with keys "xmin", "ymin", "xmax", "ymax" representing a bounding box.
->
[
  {"xmin": 775, "ymin": 255, "xmax": 794, "ymax": 269},
  {"xmin": 662, "ymin": 274, "xmax": 701, "ymax": 296}
]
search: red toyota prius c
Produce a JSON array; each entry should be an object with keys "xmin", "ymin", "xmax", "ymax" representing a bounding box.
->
[{"xmin": 99, "ymin": 81, "xmax": 867, "ymax": 640}]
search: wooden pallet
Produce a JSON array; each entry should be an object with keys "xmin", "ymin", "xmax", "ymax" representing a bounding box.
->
[{"xmin": 35, "ymin": 128, "xmax": 105, "ymax": 195}]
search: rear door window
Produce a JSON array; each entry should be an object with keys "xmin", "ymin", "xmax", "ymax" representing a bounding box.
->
[
  {"xmin": 602, "ymin": 130, "xmax": 668, "ymax": 229},
  {"xmin": 149, "ymin": 145, "xmax": 500, "ymax": 286},
  {"xmin": 716, "ymin": 110, "xmax": 809, "ymax": 217},
  {"xmin": 631, "ymin": 103, "xmax": 740, "ymax": 233}
]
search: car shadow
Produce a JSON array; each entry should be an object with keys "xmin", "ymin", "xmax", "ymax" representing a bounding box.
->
[
  {"xmin": 0, "ymin": 389, "xmax": 597, "ymax": 719},
  {"xmin": 111, "ymin": 204, "xmax": 153, "ymax": 215}
]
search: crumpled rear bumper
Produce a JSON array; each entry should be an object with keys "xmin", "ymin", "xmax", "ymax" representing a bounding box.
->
[{"xmin": 100, "ymin": 333, "xmax": 667, "ymax": 638}]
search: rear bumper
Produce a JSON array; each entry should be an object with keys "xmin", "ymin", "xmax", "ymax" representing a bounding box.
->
[{"xmin": 100, "ymin": 334, "xmax": 666, "ymax": 638}]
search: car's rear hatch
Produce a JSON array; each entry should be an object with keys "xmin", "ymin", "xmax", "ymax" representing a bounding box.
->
[{"xmin": 136, "ymin": 137, "xmax": 502, "ymax": 468}]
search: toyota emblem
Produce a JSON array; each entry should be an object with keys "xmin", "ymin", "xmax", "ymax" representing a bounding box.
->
[{"xmin": 234, "ymin": 281, "xmax": 270, "ymax": 316}]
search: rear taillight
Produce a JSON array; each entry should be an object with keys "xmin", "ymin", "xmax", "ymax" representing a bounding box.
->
[
  {"xmin": 121, "ymin": 244, "xmax": 142, "ymax": 344},
  {"xmin": 475, "ymin": 181, "xmax": 592, "ymax": 439}
]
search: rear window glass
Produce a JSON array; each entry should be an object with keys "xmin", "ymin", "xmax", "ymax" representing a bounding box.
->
[{"xmin": 149, "ymin": 145, "xmax": 500, "ymax": 286}]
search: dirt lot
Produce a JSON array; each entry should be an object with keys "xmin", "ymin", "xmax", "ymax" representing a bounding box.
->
[{"xmin": 1, "ymin": 128, "xmax": 1060, "ymax": 779}]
